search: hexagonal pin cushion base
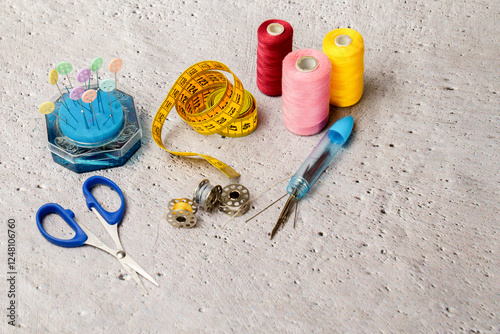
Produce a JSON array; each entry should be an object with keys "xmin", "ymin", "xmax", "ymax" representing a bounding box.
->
[{"xmin": 44, "ymin": 86, "xmax": 141, "ymax": 173}]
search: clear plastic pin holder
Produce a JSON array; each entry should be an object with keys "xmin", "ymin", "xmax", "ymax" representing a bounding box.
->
[{"xmin": 44, "ymin": 87, "xmax": 141, "ymax": 173}]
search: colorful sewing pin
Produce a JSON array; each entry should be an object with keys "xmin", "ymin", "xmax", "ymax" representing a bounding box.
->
[
  {"xmin": 81, "ymin": 89, "xmax": 100, "ymax": 130},
  {"xmin": 48, "ymin": 69, "xmax": 78, "ymax": 123},
  {"xmin": 48, "ymin": 69, "xmax": 66, "ymax": 101},
  {"xmin": 99, "ymin": 78, "xmax": 116, "ymax": 125},
  {"xmin": 38, "ymin": 101, "xmax": 76, "ymax": 130},
  {"xmin": 77, "ymin": 68, "xmax": 91, "ymax": 85},
  {"xmin": 109, "ymin": 58, "xmax": 123, "ymax": 100},
  {"xmin": 56, "ymin": 61, "xmax": 77, "ymax": 107},
  {"xmin": 90, "ymin": 57, "xmax": 103, "ymax": 86},
  {"xmin": 56, "ymin": 61, "xmax": 74, "ymax": 89},
  {"xmin": 69, "ymin": 86, "xmax": 89, "ymax": 129},
  {"xmin": 90, "ymin": 57, "xmax": 104, "ymax": 113}
]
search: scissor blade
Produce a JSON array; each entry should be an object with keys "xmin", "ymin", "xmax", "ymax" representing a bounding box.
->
[
  {"xmin": 118, "ymin": 261, "xmax": 148, "ymax": 294},
  {"xmin": 91, "ymin": 207, "xmax": 123, "ymax": 250},
  {"xmin": 119, "ymin": 254, "xmax": 159, "ymax": 287}
]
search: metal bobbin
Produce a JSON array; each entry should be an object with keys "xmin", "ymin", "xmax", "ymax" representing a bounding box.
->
[
  {"xmin": 193, "ymin": 179, "xmax": 222, "ymax": 212},
  {"xmin": 165, "ymin": 198, "xmax": 198, "ymax": 229},
  {"xmin": 219, "ymin": 184, "xmax": 251, "ymax": 216}
]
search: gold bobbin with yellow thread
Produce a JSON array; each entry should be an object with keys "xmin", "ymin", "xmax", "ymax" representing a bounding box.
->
[
  {"xmin": 152, "ymin": 61, "xmax": 258, "ymax": 178},
  {"xmin": 165, "ymin": 198, "xmax": 198, "ymax": 229}
]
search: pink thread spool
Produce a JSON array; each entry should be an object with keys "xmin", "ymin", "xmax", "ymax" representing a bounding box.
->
[{"xmin": 282, "ymin": 49, "xmax": 331, "ymax": 135}]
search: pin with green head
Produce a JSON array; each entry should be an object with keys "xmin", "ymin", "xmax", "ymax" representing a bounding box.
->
[
  {"xmin": 56, "ymin": 61, "xmax": 74, "ymax": 89},
  {"xmin": 90, "ymin": 57, "xmax": 104, "ymax": 112}
]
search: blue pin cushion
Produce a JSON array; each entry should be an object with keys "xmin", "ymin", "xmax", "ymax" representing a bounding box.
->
[
  {"xmin": 44, "ymin": 85, "xmax": 142, "ymax": 173},
  {"xmin": 60, "ymin": 91, "xmax": 124, "ymax": 146}
]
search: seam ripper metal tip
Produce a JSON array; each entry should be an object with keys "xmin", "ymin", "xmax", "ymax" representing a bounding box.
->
[{"xmin": 271, "ymin": 116, "xmax": 354, "ymax": 239}]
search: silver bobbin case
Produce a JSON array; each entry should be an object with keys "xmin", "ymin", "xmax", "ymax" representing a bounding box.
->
[
  {"xmin": 219, "ymin": 184, "xmax": 250, "ymax": 216},
  {"xmin": 165, "ymin": 198, "xmax": 198, "ymax": 228},
  {"xmin": 193, "ymin": 179, "xmax": 222, "ymax": 212}
]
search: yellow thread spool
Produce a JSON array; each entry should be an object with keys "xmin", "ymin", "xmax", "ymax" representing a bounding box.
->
[{"xmin": 322, "ymin": 28, "xmax": 364, "ymax": 107}]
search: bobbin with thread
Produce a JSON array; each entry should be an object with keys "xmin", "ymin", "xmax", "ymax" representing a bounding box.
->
[
  {"xmin": 165, "ymin": 198, "xmax": 198, "ymax": 228},
  {"xmin": 322, "ymin": 28, "xmax": 364, "ymax": 107},
  {"xmin": 193, "ymin": 179, "xmax": 222, "ymax": 212},
  {"xmin": 257, "ymin": 19, "xmax": 293, "ymax": 96},
  {"xmin": 219, "ymin": 184, "xmax": 250, "ymax": 216},
  {"xmin": 282, "ymin": 49, "xmax": 332, "ymax": 135}
]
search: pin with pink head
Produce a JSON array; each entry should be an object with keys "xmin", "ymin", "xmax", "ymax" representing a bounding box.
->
[
  {"xmin": 81, "ymin": 89, "xmax": 97, "ymax": 103},
  {"xmin": 82, "ymin": 89, "xmax": 100, "ymax": 130},
  {"xmin": 109, "ymin": 58, "xmax": 123, "ymax": 99},
  {"xmin": 70, "ymin": 86, "xmax": 90, "ymax": 129}
]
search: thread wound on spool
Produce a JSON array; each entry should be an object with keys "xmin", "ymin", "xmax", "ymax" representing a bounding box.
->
[
  {"xmin": 193, "ymin": 179, "xmax": 222, "ymax": 212},
  {"xmin": 323, "ymin": 28, "xmax": 364, "ymax": 107},
  {"xmin": 257, "ymin": 19, "xmax": 293, "ymax": 96},
  {"xmin": 282, "ymin": 49, "xmax": 332, "ymax": 136},
  {"xmin": 168, "ymin": 198, "xmax": 198, "ymax": 214},
  {"xmin": 166, "ymin": 198, "xmax": 197, "ymax": 228},
  {"xmin": 172, "ymin": 201, "xmax": 194, "ymax": 213}
]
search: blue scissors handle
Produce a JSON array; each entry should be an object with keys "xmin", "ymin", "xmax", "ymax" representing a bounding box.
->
[
  {"xmin": 36, "ymin": 203, "xmax": 88, "ymax": 247},
  {"xmin": 82, "ymin": 176, "xmax": 125, "ymax": 225}
]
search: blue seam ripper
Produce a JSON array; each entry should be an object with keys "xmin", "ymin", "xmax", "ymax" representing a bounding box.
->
[{"xmin": 271, "ymin": 115, "xmax": 354, "ymax": 239}]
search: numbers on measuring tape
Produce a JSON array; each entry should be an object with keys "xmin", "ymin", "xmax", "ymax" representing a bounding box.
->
[{"xmin": 151, "ymin": 60, "xmax": 258, "ymax": 178}]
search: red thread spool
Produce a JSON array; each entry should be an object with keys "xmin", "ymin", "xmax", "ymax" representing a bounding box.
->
[{"xmin": 257, "ymin": 19, "xmax": 293, "ymax": 96}]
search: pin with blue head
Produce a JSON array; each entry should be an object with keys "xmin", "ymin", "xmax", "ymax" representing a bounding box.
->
[{"xmin": 100, "ymin": 78, "xmax": 116, "ymax": 125}]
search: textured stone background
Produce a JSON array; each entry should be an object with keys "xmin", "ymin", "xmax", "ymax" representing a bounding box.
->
[{"xmin": 0, "ymin": 0, "xmax": 498, "ymax": 332}]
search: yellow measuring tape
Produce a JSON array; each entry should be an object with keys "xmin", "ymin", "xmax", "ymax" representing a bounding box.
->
[{"xmin": 152, "ymin": 61, "xmax": 258, "ymax": 178}]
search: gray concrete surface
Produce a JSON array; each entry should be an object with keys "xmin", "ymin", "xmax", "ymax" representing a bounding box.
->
[{"xmin": 1, "ymin": 0, "xmax": 498, "ymax": 332}]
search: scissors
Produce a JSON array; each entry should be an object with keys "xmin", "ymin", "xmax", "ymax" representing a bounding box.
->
[{"xmin": 36, "ymin": 175, "xmax": 158, "ymax": 293}]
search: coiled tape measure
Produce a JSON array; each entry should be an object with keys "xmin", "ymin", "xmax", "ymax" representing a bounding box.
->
[{"xmin": 152, "ymin": 61, "xmax": 258, "ymax": 178}]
